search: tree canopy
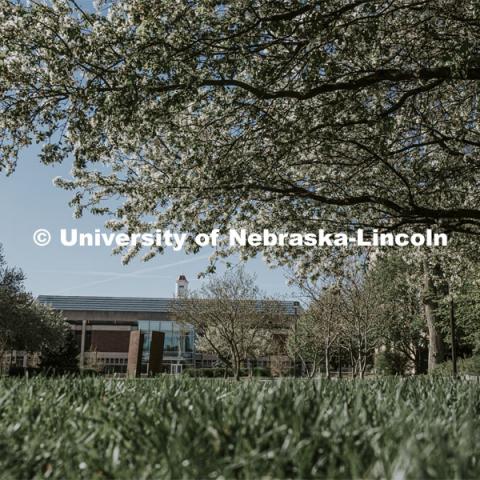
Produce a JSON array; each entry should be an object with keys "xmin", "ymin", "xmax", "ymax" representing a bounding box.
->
[
  {"xmin": 0, "ymin": 245, "xmax": 68, "ymax": 361},
  {"xmin": 1, "ymin": 0, "xmax": 480, "ymax": 270},
  {"xmin": 174, "ymin": 266, "xmax": 281, "ymax": 380}
]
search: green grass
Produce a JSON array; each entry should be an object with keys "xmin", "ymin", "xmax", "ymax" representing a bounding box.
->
[{"xmin": 0, "ymin": 376, "xmax": 479, "ymax": 479}]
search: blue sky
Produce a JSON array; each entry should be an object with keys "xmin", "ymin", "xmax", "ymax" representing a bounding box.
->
[{"xmin": 0, "ymin": 146, "xmax": 295, "ymax": 299}]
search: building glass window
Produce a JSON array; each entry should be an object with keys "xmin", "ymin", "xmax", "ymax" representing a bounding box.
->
[
  {"xmin": 149, "ymin": 321, "xmax": 161, "ymax": 331},
  {"xmin": 164, "ymin": 333, "xmax": 180, "ymax": 353},
  {"xmin": 138, "ymin": 320, "xmax": 150, "ymax": 332},
  {"xmin": 142, "ymin": 334, "xmax": 151, "ymax": 364},
  {"xmin": 138, "ymin": 318, "xmax": 195, "ymax": 367},
  {"xmin": 184, "ymin": 331, "xmax": 194, "ymax": 353}
]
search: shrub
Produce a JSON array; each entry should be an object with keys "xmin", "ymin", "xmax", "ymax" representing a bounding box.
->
[
  {"xmin": 251, "ymin": 366, "xmax": 271, "ymax": 377},
  {"xmin": 79, "ymin": 368, "xmax": 99, "ymax": 377},
  {"xmin": 375, "ymin": 351, "xmax": 408, "ymax": 376},
  {"xmin": 41, "ymin": 366, "xmax": 81, "ymax": 377},
  {"xmin": 183, "ymin": 367, "xmax": 272, "ymax": 378},
  {"xmin": 432, "ymin": 355, "xmax": 480, "ymax": 376},
  {"xmin": 39, "ymin": 330, "xmax": 79, "ymax": 372},
  {"xmin": 183, "ymin": 367, "xmax": 230, "ymax": 378},
  {"xmin": 7, "ymin": 366, "xmax": 40, "ymax": 377}
]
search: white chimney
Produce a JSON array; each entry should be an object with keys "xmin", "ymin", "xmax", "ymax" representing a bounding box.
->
[{"xmin": 175, "ymin": 274, "xmax": 189, "ymax": 298}]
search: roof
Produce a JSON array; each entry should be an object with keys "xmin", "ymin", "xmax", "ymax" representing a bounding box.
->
[
  {"xmin": 37, "ymin": 295, "xmax": 173, "ymax": 313},
  {"xmin": 37, "ymin": 295, "xmax": 300, "ymax": 315}
]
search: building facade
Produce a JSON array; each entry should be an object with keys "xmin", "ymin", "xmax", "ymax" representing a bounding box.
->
[
  {"xmin": 36, "ymin": 276, "xmax": 300, "ymax": 375},
  {"xmin": 37, "ymin": 294, "xmax": 195, "ymax": 374}
]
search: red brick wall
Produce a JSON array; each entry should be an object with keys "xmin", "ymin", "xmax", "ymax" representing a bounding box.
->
[{"xmin": 91, "ymin": 331, "xmax": 131, "ymax": 353}]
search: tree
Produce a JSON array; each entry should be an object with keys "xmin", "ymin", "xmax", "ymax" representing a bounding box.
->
[
  {"xmin": 287, "ymin": 288, "xmax": 343, "ymax": 378},
  {"xmin": 338, "ymin": 273, "xmax": 380, "ymax": 379},
  {"xmin": 0, "ymin": 245, "xmax": 26, "ymax": 360},
  {"xmin": 379, "ymin": 242, "xmax": 480, "ymax": 371},
  {"xmin": 435, "ymin": 264, "xmax": 480, "ymax": 358},
  {"xmin": 287, "ymin": 273, "xmax": 345, "ymax": 377},
  {"xmin": 3, "ymin": 0, "xmax": 480, "ymax": 369},
  {"xmin": 1, "ymin": 0, "xmax": 480, "ymax": 271},
  {"xmin": 368, "ymin": 253, "xmax": 428, "ymax": 374},
  {"xmin": 39, "ymin": 329, "xmax": 79, "ymax": 374},
  {"xmin": 287, "ymin": 312, "xmax": 321, "ymax": 378},
  {"xmin": 288, "ymin": 261, "xmax": 382, "ymax": 378},
  {"xmin": 174, "ymin": 267, "xmax": 281, "ymax": 380},
  {"xmin": 422, "ymin": 258, "xmax": 447, "ymax": 370},
  {"xmin": 0, "ymin": 244, "xmax": 68, "ymax": 367}
]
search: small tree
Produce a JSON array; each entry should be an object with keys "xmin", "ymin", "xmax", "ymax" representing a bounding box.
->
[
  {"xmin": 369, "ymin": 253, "xmax": 428, "ymax": 374},
  {"xmin": 39, "ymin": 329, "xmax": 79, "ymax": 374},
  {"xmin": 175, "ymin": 267, "xmax": 282, "ymax": 380},
  {"xmin": 0, "ymin": 245, "xmax": 26, "ymax": 363},
  {"xmin": 339, "ymin": 273, "xmax": 380, "ymax": 379},
  {"xmin": 0, "ymin": 244, "xmax": 69, "ymax": 369},
  {"xmin": 287, "ymin": 288, "xmax": 343, "ymax": 378},
  {"xmin": 287, "ymin": 311, "xmax": 322, "ymax": 378}
]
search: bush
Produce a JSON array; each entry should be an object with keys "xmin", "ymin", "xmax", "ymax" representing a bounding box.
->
[
  {"xmin": 375, "ymin": 351, "xmax": 408, "ymax": 376},
  {"xmin": 183, "ymin": 367, "xmax": 273, "ymax": 378},
  {"xmin": 41, "ymin": 366, "xmax": 81, "ymax": 377},
  {"xmin": 432, "ymin": 355, "xmax": 480, "ymax": 376},
  {"xmin": 7, "ymin": 366, "xmax": 40, "ymax": 377},
  {"xmin": 8, "ymin": 366, "xmax": 87, "ymax": 377},
  {"xmin": 79, "ymin": 368, "xmax": 99, "ymax": 377},
  {"xmin": 251, "ymin": 366, "xmax": 271, "ymax": 377},
  {"xmin": 39, "ymin": 330, "xmax": 79, "ymax": 372},
  {"xmin": 183, "ymin": 367, "xmax": 230, "ymax": 378}
]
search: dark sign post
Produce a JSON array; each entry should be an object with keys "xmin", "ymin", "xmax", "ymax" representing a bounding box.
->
[
  {"xmin": 127, "ymin": 331, "xmax": 144, "ymax": 378},
  {"xmin": 149, "ymin": 331, "xmax": 165, "ymax": 375}
]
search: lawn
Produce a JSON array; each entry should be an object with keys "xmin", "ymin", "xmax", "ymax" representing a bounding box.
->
[{"xmin": 0, "ymin": 376, "xmax": 479, "ymax": 479}]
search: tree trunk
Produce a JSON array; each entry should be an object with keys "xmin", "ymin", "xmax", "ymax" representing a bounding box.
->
[
  {"xmin": 360, "ymin": 355, "xmax": 367, "ymax": 379},
  {"xmin": 234, "ymin": 357, "xmax": 241, "ymax": 381},
  {"xmin": 308, "ymin": 353, "xmax": 318, "ymax": 378},
  {"xmin": 325, "ymin": 345, "xmax": 330, "ymax": 379},
  {"xmin": 413, "ymin": 346, "xmax": 424, "ymax": 375},
  {"xmin": 349, "ymin": 344, "xmax": 356, "ymax": 378},
  {"xmin": 299, "ymin": 355, "xmax": 308, "ymax": 377},
  {"xmin": 357, "ymin": 350, "xmax": 363, "ymax": 379},
  {"xmin": 358, "ymin": 356, "xmax": 365, "ymax": 379},
  {"xmin": 423, "ymin": 260, "xmax": 445, "ymax": 372}
]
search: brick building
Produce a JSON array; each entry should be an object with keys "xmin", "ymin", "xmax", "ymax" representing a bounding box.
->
[
  {"xmin": 37, "ymin": 294, "xmax": 194, "ymax": 374},
  {"xmin": 35, "ymin": 276, "xmax": 300, "ymax": 375}
]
